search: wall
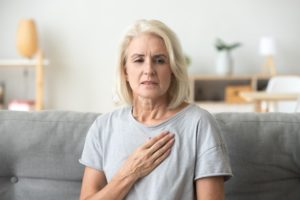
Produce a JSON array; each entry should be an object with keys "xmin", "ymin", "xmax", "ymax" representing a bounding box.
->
[{"xmin": 0, "ymin": 0, "xmax": 300, "ymax": 112}]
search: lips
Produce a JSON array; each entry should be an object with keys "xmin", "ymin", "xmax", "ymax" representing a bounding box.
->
[{"xmin": 141, "ymin": 81, "xmax": 158, "ymax": 85}]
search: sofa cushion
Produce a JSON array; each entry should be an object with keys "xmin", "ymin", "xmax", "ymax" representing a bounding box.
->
[
  {"xmin": 215, "ymin": 113, "xmax": 300, "ymax": 200},
  {"xmin": 1, "ymin": 110, "xmax": 300, "ymax": 200},
  {"xmin": 0, "ymin": 110, "xmax": 98, "ymax": 200}
]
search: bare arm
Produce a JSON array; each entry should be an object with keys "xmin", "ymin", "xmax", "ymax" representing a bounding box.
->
[
  {"xmin": 195, "ymin": 176, "xmax": 224, "ymax": 200},
  {"xmin": 79, "ymin": 167, "xmax": 135, "ymax": 200},
  {"xmin": 80, "ymin": 131, "xmax": 175, "ymax": 200}
]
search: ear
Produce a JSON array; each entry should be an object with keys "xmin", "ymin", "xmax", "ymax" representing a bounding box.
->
[{"xmin": 124, "ymin": 66, "xmax": 128, "ymax": 81}]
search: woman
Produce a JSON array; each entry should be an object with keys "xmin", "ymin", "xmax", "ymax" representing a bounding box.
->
[{"xmin": 79, "ymin": 19, "xmax": 232, "ymax": 200}]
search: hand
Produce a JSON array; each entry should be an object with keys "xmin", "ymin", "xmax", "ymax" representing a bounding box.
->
[{"xmin": 114, "ymin": 131, "xmax": 175, "ymax": 182}]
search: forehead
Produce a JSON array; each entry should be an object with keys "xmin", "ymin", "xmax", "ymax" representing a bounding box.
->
[{"xmin": 126, "ymin": 33, "xmax": 167, "ymax": 55}]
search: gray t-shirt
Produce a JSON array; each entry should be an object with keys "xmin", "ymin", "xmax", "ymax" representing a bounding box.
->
[{"xmin": 79, "ymin": 104, "xmax": 232, "ymax": 200}]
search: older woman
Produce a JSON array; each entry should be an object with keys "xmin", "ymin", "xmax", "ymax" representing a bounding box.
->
[{"xmin": 79, "ymin": 19, "xmax": 232, "ymax": 200}]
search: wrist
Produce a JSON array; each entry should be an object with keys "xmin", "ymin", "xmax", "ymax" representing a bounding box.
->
[{"xmin": 111, "ymin": 171, "xmax": 139, "ymax": 187}]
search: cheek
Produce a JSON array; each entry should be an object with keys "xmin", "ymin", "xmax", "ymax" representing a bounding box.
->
[
  {"xmin": 160, "ymin": 71, "xmax": 172, "ymax": 86},
  {"xmin": 164, "ymin": 68, "xmax": 173, "ymax": 80},
  {"xmin": 125, "ymin": 67, "xmax": 137, "ymax": 82},
  {"xmin": 125, "ymin": 68, "xmax": 140, "ymax": 84}
]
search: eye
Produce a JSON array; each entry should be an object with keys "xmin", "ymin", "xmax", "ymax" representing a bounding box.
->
[
  {"xmin": 154, "ymin": 57, "xmax": 166, "ymax": 64},
  {"xmin": 134, "ymin": 58, "xmax": 144, "ymax": 63}
]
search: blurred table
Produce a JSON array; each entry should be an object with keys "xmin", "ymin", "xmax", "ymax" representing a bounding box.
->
[{"xmin": 239, "ymin": 91, "xmax": 300, "ymax": 112}]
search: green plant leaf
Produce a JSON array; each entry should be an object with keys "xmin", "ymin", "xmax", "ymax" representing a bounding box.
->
[{"xmin": 215, "ymin": 38, "xmax": 242, "ymax": 51}]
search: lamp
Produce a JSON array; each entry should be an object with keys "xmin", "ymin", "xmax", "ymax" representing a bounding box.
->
[
  {"xmin": 259, "ymin": 37, "xmax": 276, "ymax": 76},
  {"xmin": 16, "ymin": 19, "xmax": 38, "ymax": 58},
  {"xmin": 15, "ymin": 19, "xmax": 44, "ymax": 110}
]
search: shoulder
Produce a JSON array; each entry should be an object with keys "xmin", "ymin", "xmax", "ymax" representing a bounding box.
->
[
  {"xmin": 86, "ymin": 106, "xmax": 131, "ymax": 139},
  {"xmin": 93, "ymin": 106, "xmax": 131, "ymax": 126},
  {"xmin": 185, "ymin": 104, "xmax": 216, "ymax": 122},
  {"xmin": 183, "ymin": 104, "xmax": 221, "ymax": 138}
]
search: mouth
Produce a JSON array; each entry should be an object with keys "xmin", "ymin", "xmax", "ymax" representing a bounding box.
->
[{"xmin": 141, "ymin": 81, "xmax": 158, "ymax": 85}]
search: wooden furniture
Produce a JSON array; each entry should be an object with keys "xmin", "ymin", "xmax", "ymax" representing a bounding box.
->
[
  {"xmin": 189, "ymin": 74, "xmax": 271, "ymax": 112},
  {"xmin": 239, "ymin": 91, "xmax": 300, "ymax": 112},
  {"xmin": 0, "ymin": 50, "xmax": 48, "ymax": 110}
]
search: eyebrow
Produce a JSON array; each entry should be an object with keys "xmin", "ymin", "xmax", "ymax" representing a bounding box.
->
[
  {"xmin": 153, "ymin": 54, "xmax": 168, "ymax": 59},
  {"xmin": 130, "ymin": 54, "xmax": 144, "ymax": 59},
  {"xmin": 130, "ymin": 53, "xmax": 168, "ymax": 59}
]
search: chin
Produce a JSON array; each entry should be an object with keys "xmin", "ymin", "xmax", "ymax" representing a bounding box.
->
[{"xmin": 137, "ymin": 92, "xmax": 166, "ymax": 100}]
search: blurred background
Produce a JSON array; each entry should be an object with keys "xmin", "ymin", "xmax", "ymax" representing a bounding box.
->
[{"xmin": 0, "ymin": 0, "xmax": 300, "ymax": 112}]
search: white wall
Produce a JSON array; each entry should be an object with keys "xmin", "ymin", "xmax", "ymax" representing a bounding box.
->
[{"xmin": 1, "ymin": 0, "xmax": 300, "ymax": 112}]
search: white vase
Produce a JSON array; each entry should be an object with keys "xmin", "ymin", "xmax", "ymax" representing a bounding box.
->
[{"xmin": 216, "ymin": 50, "xmax": 233, "ymax": 75}]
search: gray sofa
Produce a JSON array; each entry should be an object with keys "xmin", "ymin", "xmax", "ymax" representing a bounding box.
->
[{"xmin": 0, "ymin": 110, "xmax": 299, "ymax": 200}]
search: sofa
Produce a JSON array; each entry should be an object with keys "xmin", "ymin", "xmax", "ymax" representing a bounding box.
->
[{"xmin": 0, "ymin": 110, "xmax": 299, "ymax": 200}]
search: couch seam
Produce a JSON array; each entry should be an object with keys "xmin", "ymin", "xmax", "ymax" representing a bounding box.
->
[
  {"xmin": 0, "ymin": 175, "xmax": 81, "ymax": 182},
  {"xmin": 216, "ymin": 120, "xmax": 300, "ymax": 125},
  {"xmin": 0, "ymin": 119, "xmax": 94, "ymax": 124}
]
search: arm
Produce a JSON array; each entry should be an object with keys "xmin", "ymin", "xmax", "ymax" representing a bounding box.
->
[
  {"xmin": 80, "ymin": 131, "xmax": 175, "ymax": 200},
  {"xmin": 195, "ymin": 176, "xmax": 224, "ymax": 200},
  {"xmin": 79, "ymin": 167, "xmax": 136, "ymax": 200}
]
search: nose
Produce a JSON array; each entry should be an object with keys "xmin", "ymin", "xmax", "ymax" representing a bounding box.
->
[{"xmin": 143, "ymin": 59, "xmax": 155, "ymax": 75}]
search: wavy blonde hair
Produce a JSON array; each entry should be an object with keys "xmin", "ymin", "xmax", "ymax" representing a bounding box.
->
[{"xmin": 116, "ymin": 19, "xmax": 190, "ymax": 109}]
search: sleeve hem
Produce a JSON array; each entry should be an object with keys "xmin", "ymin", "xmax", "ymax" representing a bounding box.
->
[
  {"xmin": 78, "ymin": 159, "xmax": 103, "ymax": 172},
  {"xmin": 194, "ymin": 172, "xmax": 233, "ymax": 182}
]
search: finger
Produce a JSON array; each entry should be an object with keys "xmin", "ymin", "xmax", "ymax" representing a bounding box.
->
[
  {"xmin": 150, "ymin": 137, "xmax": 175, "ymax": 161},
  {"xmin": 148, "ymin": 133, "xmax": 174, "ymax": 154},
  {"xmin": 152, "ymin": 148, "xmax": 172, "ymax": 167},
  {"xmin": 138, "ymin": 148, "xmax": 172, "ymax": 177},
  {"xmin": 143, "ymin": 131, "xmax": 170, "ymax": 149}
]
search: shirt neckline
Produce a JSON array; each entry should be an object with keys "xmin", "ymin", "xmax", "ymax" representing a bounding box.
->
[{"xmin": 129, "ymin": 103, "xmax": 194, "ymax": 129}]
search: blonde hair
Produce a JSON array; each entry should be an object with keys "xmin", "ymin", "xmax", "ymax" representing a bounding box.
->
[{"xmin": 116, "ymin": 19, "xmax": 190, "ymax": 109}]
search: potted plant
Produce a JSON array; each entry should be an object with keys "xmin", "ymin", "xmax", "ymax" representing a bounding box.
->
[{"xmin": 215, "ymin": 38, "xmax": 241, "ymax": 75}]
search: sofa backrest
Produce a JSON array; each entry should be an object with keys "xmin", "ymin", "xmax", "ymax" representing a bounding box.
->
[
  {"xmin": 0, "ymin": 111, "xmax": 98, "ymax": 200},
  {"xmin": 1, "ymin": 111, "xmax": 300, "ymax": 200},
  {"xmin": 215, "ymin": 113, "xmax": 300, "ymax": 200}
]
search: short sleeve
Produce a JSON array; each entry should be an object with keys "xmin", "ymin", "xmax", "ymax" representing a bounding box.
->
[
  {"xmin": 194, "ymin": 112, "xmax": 232, "ymax": 181},
  {"xmin": 79, "ymin": 118, "xmax": 103, "ymax": 171}
]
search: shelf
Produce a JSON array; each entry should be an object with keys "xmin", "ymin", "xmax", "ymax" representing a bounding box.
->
[
  {"xmin": 0, "ymin": 51, "xmax": 48, "ymax": 110},
  {"xmin": 196, "ymin": 102, "xmax": 255, "ymax": 113},
  {"xmin": 189, "ymin": 74, "xmax": 271, "ymax": 80},
  {"xmin": 0, "ymin": 59, "xmax": 49, "ymax": 67},
  {"xmin": 194, "ymin": 101, "xmax": 254, "ymax": 105},
  {"xmin": 189, "ymin": 74, "xmax": 271, "ymax": 103}
]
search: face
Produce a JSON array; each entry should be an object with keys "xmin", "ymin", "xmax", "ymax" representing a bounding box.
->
[{"xmin": 125, "ymin": 33, "xmax": 172, "ymax": 101}]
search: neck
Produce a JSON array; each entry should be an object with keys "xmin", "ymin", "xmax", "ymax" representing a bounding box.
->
[
  {"xmin": 132, "ymin": 96, "xmax": 170, "ymax": 124},
  {"xmin": 132, "ymin": 96, "xmax": 188, "ymax": 125}
]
